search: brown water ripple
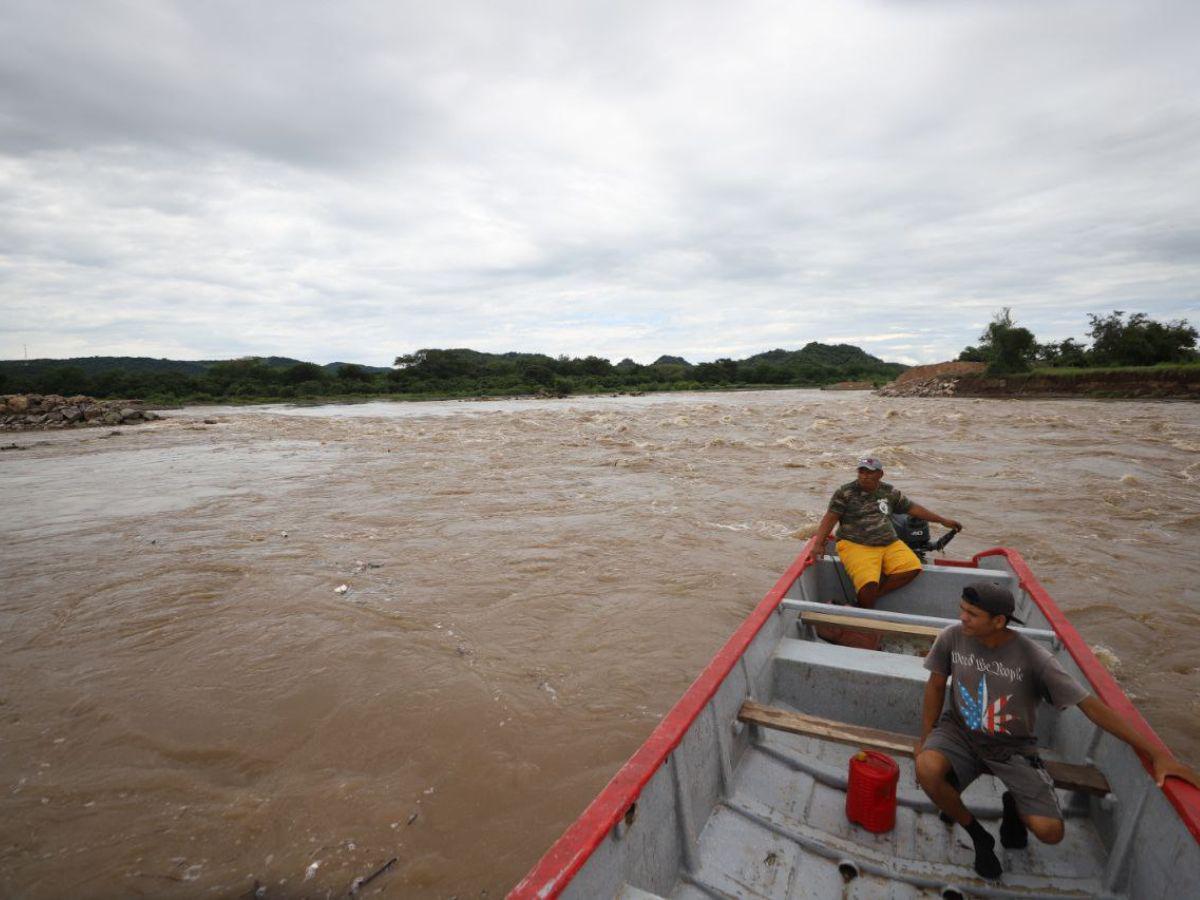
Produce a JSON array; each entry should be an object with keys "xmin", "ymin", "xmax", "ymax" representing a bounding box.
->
[{"xmin": 2, "ymin": 390, "xmax": 1199, "ymax": 897}]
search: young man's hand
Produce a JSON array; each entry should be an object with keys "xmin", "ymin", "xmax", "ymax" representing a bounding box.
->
[{"xmin": 1152, "ymin": 752, "xmax": 1200, "ymax": 790}]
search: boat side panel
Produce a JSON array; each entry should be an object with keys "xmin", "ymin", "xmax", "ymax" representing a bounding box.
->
[
  {"xmin": 557, "ymin": 571, "xmax": 794, "ymax": 898},
  {"xmin": 875, "ymin": 562, "xmax": 1019, "ymax": 619},
  {"xmin": 562, "ymin": 755, "xmax": 682, "ymax": 899}
]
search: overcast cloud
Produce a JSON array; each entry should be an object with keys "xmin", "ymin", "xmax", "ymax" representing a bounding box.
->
[{"xmin": 2, "ymin": 0, "xmax": 1198, "ymax": 365}]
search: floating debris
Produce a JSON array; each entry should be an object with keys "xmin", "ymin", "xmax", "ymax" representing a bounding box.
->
[
  {"xmin": 349, "ymin": 857, "xmax": 397, "ymax": 895},
  {"xmin": 304, "ymin": 860, "xmax": 320, "ymax": 881},
  {"xmin": 334, "ymin": 585, "xmax": 349, "ymax": 595}
]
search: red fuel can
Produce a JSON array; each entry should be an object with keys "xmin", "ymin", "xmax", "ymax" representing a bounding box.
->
[{"xmin": 846, "ymin": 750, "xmax": 899, "ymax": 833}]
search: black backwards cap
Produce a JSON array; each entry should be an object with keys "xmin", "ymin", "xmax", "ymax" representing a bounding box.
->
[{"xmin": 962, "ymin": 581, "xmax": 1025, "ymax": 625}]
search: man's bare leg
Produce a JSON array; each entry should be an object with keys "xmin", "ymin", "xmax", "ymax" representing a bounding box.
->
[
  {"xmin": 916, "ymin": 750, "xmax": 1002, "ymax": 879},
  {"xmin": 915, "ymin": 750, "xmax": 972, "ymax": 825},
  {"xmin": 856, "ymin": 569, "xmax": 921, "ymax": 608},
  {"xmin": 1001, "ymin": 791, "xmax": 1063, "ymax": 846},
  {"xmin": 1025, "ymin": 815, "xmax": 1064, "ymax": 845}
]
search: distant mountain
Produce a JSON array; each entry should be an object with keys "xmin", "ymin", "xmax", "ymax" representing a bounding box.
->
[
  {"xmin": 743, "ymin": 342, "xmax": 895, "ymax": 369},
  {"xmin": 651, "ymin": 355, "xmax": 692, "ymax": 366},
  {"xmin": 0, "ymin": 356, "xmax": 212, "ymax": 377},
  {"xmin": 0, "ymin": 355, "xmax": 389, "ymax": 378},
  {"xmin": 322, "ymin": 361, "xmax": 391, "ymax": 373},
  {"xmin": 0, "ymin": 344, "xmax": 907, "ymax": 402}
]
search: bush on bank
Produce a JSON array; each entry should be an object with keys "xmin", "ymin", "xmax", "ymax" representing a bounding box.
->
[{"xmin": 960, "ymin": 309, "xmax": 1198, "ymax": 374}]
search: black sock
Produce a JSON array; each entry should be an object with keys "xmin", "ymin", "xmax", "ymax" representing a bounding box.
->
[
  {"xmin": 963, "ymin": 817, "xmax": 1002, "ymax": 880},
  {"xmin": 1000, "ymin": 792, "xmax": 1029, "ymax": 849}
]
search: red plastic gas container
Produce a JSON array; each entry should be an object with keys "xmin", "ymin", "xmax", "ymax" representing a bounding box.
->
[{"xmin": 846, "ymin": 750, "xmax": 899, "ymax": 833}]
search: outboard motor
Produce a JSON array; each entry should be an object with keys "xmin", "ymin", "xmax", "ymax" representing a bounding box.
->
[{"xmin": 891, "ymin": 513, "xmax": 958, "ymax": 562}]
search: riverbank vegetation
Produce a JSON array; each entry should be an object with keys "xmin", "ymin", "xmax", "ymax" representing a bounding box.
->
[
  {"xmin": 960, "ymin": 309, "xmax": 1198, "ymax": 375},
  {"xmin": 0, "ymin": 343, "xmax": 904, "ymax": 405}
]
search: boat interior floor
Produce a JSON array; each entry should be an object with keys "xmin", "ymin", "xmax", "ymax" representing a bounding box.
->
[
  {"xmin": 659, "ymin": 724, "xmax": 1114, "ymax": 899},
  {"xmin": 655, "ymin": 636, "xmax": 1117, "ymax": 899}
]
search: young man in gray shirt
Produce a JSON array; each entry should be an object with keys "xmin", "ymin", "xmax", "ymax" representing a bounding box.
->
[{"xmin": 916, "ymin": 582, "xmax": 1200, "ymax": 880}]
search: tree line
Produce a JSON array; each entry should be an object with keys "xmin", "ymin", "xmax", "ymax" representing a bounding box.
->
[
  {"xmin": 0, "ymin": 343, "xmax": 903, "ymax": 403},
  {"xmin": 960, "ymin": 310, "xmax": 1198, "ymax": 375}
]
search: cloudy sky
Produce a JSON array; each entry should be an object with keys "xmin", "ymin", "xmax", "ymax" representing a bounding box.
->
[{"xmin": 2, "ymin": 1, "xmax": 1198, "ymax": 366}]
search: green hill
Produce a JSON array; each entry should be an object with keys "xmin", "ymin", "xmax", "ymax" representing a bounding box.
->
[
  {"xmin": 0, "ymin": 343, "xmax": 907, "ymax": 403},
  {"xmin": 0, "ymin": 355, "xmax": 389, "ymax": 380},
  {"xmin": 744, "ymin": 342, "xmax": 899, "ymax": 370}
]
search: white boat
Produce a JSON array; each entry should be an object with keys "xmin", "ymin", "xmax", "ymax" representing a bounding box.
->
[{"xmin": 510, "ymin": 542, "xmax": 1200, "ymax": 899}]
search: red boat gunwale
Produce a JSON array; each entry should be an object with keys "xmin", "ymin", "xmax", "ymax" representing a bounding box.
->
[{"xmin": 510, "ymin": 543, "xmax": 1200, "ymax": 898}]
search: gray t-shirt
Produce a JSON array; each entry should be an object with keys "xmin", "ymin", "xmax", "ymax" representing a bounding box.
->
[{"xmin": 924, "ymin": 624, "xmax": 1089, "ymax": 750}]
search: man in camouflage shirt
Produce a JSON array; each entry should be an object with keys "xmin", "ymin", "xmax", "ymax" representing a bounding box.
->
[{"xmin": 805, "ymin": 456, "xmax": 961, "ymax": 608}]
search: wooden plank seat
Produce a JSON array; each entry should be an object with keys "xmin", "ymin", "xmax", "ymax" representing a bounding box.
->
[
  {"xmin": 783, "ymin": 599, "xmax": 1060, "ymax": 646},
  {"xmin": 800, "ymin": 609, "xmax": 943, "ymax": 640},
  {"xmin": 738, "ymin": 700, "xmax": 1111, "ymax": 796}
]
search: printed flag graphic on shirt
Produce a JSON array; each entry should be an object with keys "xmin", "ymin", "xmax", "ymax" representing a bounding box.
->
[{"xmin": 958, "ymin": 678, "xmax": 1015, "ymax": 735}]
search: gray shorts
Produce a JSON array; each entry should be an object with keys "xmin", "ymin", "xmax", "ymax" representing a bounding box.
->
[{"xmin": 923, "ymin": 715, "xmax": 1062, "ymax": 821}]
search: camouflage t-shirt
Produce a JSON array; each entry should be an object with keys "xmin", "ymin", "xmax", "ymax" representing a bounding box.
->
[{"xmin": 827, "ymin": 480, "xmax": 912, "ymax": 546}]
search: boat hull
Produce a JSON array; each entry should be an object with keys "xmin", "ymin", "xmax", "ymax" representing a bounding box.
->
[{"xmin": 511, "ymin": 546, "xmax": 1200, "ymax": 899}]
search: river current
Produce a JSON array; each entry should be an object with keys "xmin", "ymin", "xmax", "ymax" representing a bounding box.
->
[{"xmin": 2, "ymin": 389, "xmax": 1198, "ymax": 897}]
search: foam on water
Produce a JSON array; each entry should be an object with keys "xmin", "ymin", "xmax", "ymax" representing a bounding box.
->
[{"xmin": 3, "ymin": 388, "xmax": 1199, "ymax": 897}]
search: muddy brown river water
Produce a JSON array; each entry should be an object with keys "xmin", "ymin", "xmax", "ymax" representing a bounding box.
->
[{"xmin": 2, "ymin": 389, "xmax": 1198, "ymax": 898}]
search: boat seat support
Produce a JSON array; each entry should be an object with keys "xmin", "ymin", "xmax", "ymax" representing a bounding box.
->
[{"xmin": 738, "ymin": 700, "xmax": 1110, "ymax": 796}]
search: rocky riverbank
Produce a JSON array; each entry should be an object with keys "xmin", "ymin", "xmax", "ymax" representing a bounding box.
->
[
  {"xmin": 0, "ymin": 394, "xmax": 162, "ymax": 431},
  {"xmin": 876, "ymin": 364, "xmax": 1200, "ymax": 400}
]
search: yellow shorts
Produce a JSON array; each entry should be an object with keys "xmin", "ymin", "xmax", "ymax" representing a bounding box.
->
[{"xmin": 836, "ymin": 539, "xmax": 922, "ymax": 593}]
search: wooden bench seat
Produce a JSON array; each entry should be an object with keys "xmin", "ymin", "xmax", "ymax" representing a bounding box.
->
[
  {"xmin": 784, "ymin": 599, "xmax": 1060, "ymax": 646},
  {"xmin": 800, "ymin": 609, "xmax": 943, "ymax": 640},
  {"xmin": 738, "ymin": 700, "xmax": 1110, "ymax": 796}
]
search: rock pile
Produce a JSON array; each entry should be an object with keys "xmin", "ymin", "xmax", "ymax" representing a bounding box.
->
[
  {"xmin": 0, "ymin": 394, "xmax": 162, "ymax": 431},
  {"xmin": 876, "ymin": 376, "xmax": 961, "ymax": 398},
  {"xmin": 893, "ymin": 360, "xmax": 986, "ymax": 384},
  {"xmin": 876, "ymin": 360, "xmax": 986, "ymax": 398}
]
